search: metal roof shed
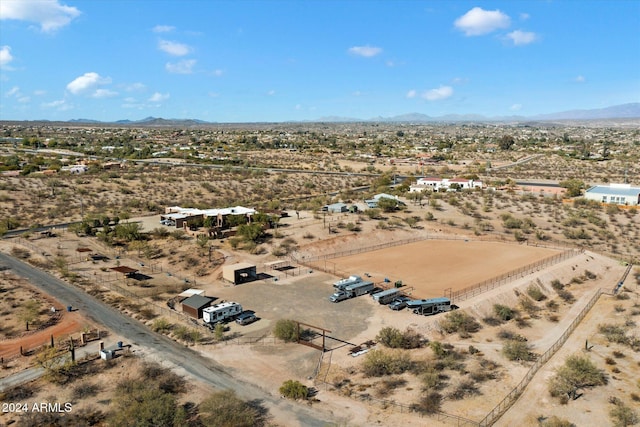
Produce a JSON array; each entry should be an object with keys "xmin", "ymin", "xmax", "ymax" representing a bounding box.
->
[
  {"xmin": 222, "ymin": 262, "xmax": 257, "ymax": 285},
  {"xmin": 181, "ymin": 294, "xmax": 213, "ymax": 318}
]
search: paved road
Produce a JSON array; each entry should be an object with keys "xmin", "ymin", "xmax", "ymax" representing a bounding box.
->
[{"xmin": 0, "ymin": 252, "xmax": 335, "ymax": 426}]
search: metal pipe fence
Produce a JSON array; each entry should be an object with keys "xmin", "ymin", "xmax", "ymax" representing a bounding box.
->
[
  {"xmin": 478, "ymin": 287, "xmax": 607, "ymax": 426},
  {"xmin": 450, "ymin": 249, "xmax": 582, "ymax": 303}
]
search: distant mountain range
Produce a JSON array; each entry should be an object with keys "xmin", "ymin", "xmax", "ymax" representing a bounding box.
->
[{"xmin": 48, "ymin": 102, "xmax": 640, "ymax": 125}]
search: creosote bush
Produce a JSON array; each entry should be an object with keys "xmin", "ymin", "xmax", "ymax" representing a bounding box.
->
[
  {"xmin": 362, "ymin": 349, "xmax": 413, "ymax": 377},
  {"xmin": 376, "ymin": 326, "xmax": 424, "ymax": 349},
  {"xmin": 439, "ymin": 311, "xmax": 481, "ymax": 337},
  {"xmin": 279, "ymin": 380, "xmax": 309, "ymax": 400},
  {"xmin": 273, "ymin": 319, "xmax": 299, "ymax": 342}
]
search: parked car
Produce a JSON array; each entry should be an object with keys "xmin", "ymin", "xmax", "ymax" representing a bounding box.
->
[
  {"xmin": 389, "ymin": 296, "xmax": 411, "ymax": 311},
  {"xmin": 235, "ymin": 311, "xmax": 258, "ymax": 325}
]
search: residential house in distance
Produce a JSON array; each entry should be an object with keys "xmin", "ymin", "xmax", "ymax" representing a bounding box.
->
[
  {"xmin": 583, "ymin": 183, "xmax": 640, "ymax": 206},
  {"xmin": 409, "ymin": 177, "xmax": 483, "ymax": 193}
]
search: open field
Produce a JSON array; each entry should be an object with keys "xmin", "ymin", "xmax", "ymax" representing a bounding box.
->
[{"xmin": 322, "ymin": 240, "xmax": 559, "ymax": 298}]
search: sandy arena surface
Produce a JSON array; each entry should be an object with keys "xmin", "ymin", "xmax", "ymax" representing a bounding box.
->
[{"xmin": 324, "ymin": 240, "xmax": 559, "ymax": 298}]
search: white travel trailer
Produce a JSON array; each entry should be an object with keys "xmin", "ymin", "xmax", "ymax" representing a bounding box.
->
[
  {"xmin": 333, "ymin": 275, "xmax": 363, "ymax": 290},
  {"xmin": 203, "ymin": 302, "xmax": 243, "ymax": 324}
]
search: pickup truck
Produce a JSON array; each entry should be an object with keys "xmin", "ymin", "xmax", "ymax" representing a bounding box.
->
[{"xmin": 329, "ymin": 291, "xmax": 349, "ymax": 303}]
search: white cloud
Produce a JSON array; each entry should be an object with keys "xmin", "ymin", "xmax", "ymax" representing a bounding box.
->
[
  {"xmin": 0, "ymin": 0, "xmax": 81, "ymax": 32},
  {"xmin": 123, "ymin": 97, "xmax": 136, "ymax": 103},
  {"xmin": 348, "ymin": 45, "xmax": 382, "ymax": 57},
  {"xmin": 153, "ymin": 25, "xmax": 175, "ymax": 33},
  {"xmin": 148, "ymin": 92, "xmax": 169, "ymax": 102},
  {"xmin": 507, "ymin": 30, "xmax": 537, "ymax": 45},
  {"xmin": 0, "ymin": 45, "xmax": 13, "ymax": 67},
  {"xmin": 406, "ymin": 90, "xmax": 417, "ymax": 99},
  {"xmin": 267, "ymin": 90, "xmax": 276, "ymax": 96},
  {"xmin": 212, "ymin": 69, "xmax": 224, "ymax": 77},
  {"xmin": 510, "ymin": 104, "xmax": 522, "ymax": 111},
  {"xmin": 6, "ymin": 86, "xmax": 20, "ymax": 97},
  {"xmin": 158, "ymin": 39, "xmax": 191, "ymax": 56},
  {"xmin": 165, "ymin": 59, "xmax": 196, "ymax": 74},
  {"xmin": 575, "ymin": 75, "xmax": 586, "ymax": 83},
  {"xmin": 422, "ymin": 86, "xmax": 453, "ymax": 101},
  {"xmin": 208, "ymin": 92, "xmax": 220, "ymax": 98},
  {"xmin": 66, "ymin": 72, "xmax": 111, "ymax": 95},
  {"xmin": 454, "ymin": 7, "xmax": 510, "ymax": 36},
  {"xmin": 34, "ymin": 90, "xmax": 46, "ymax": 96},
  {"xmin": 124, "ymin": 82, "xmax": 146, "ymax": 92},
  {"xmin": 520, "ymin": 13, "xmax": 530, "ymax": 20},
  {"xmin": 42, "ymin": 98, "xmax": 70, "ymax": 110},
  {"xmin": 92, "ymin": 89, "xmax": 118, "ymax": 98}
]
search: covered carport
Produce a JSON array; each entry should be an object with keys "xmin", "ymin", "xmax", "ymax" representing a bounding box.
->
[{"xmin": 222, "ymin": 262, "xmax": 257, "ymax": 285}]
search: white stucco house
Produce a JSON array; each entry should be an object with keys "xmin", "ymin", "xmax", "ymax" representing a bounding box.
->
[
  {"xmin": 409, "ymin": 177, "xmax": 483, "ymax": 193},
  {"xmin": 583, "ymin": 183, "xmax": 640, "ymax": 206}
]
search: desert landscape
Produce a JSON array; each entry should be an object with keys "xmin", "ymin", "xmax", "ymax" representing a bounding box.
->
[{"xmin": 1, "ymin": 120, "xmax": 639, "ymax": 427}]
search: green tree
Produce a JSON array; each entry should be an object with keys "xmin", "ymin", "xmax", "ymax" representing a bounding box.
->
[
  {"xmin": 377, "ymin": 197, "xmax": 398, "ymax": 212},
  {"xmin": 19, "ymin": 300, "xmax": 40, "ymax": 331},
  {"xmin": 548, "ymin": 354, "xmax": 607, "ymax": 401},
  {"xmin": 559, "ymin": 179, "xmax": 586, "ymax": 197},
  {"xmin": 498, "ymin": 135, "xmax": 515, "ymax": 150},
  {"xmin": 237, "ymin": 223, "xmax": 264, "ymax": 243},
  {"xmin": 273, "ymin": 319, "xmax": 299, "ymax": 342}
]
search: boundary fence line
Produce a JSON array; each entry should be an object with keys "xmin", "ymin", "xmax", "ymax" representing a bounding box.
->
[
  {"xmin": 478, "ymin": 287, "xmax": 610, "ymax": 426},
  {"xmin": 450, "ymin": 249, "xmax": 582, "ymax": 303}
]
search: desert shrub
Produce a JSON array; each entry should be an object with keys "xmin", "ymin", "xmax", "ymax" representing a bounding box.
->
[
  {"xmin": 497, "ymin": 329, "xmax": 527, "ymax": 342},
  {"xmin": 599, "ymin": 324, "xmax": 629, "ymax": 345},
  {"xmin": 71, "ymin": 382, "xmax": 101, "ymax": 400},
  {"xmin": 482, "ymin": 316, "xmax": 503, "ymax": 326},
  {"xmin": 557, "ymin": 289, "xmax": 575, "ymax": 303},
  {"xmin": 551, "ymin": 279, "xmax": 564, "ymax": 291},
  {"xmin": 616, "ymin": 292, "xmax": 631, "ymax": 300},
  {"xmin": 494, "ymin": 304, "xmax": 517, "ymax": 321},
  {"xmin": 151, "ymin": 318, "xmax": 172, "ymax": 333},
  {"xmin": 546, "ymin": 299, "xmax": 559, "ymax": 311},
  {"xmin": 141, "ymin": 362, "xmax": 186, "ymax": 394},
  {"xmin": 502, "ymin": 340, "xmax": 535, "ymax": 362},
  {"xmin": 362, "ymin": 349, "xmax": 413, "ymax": 377},
  {"xmin": 541, "ymin": 416, "xmax": 575, "ymax": 427},
  {"xmin": 439, "ymin": 311, "xmax": 481, "ymax": 336},
  {"xmin": 411, "ymin": 391, "xmax": 442, "ymax": 414},
  {"xmin": 376, "ymin": 327, "xmax": 424, "ymax": 349},
  {"xmin": 584, "ymin": 270, "xmax": 597, "ymax": 280},
  {"xmin": 519, "ymin": 296, "xmax": 539, "ymax": 316},
  {"xmin": 548, "ymin": 355, "xmax": 607, "ymax": 401},
  {"xmin": 109, "ymin": 377, "xmax": 186, "ymax": 427},
  {"xmin": 420, "ymin": 365, "xmax": 446, "ymax": 390},
  {"xmin": 273, "ymin": 319, "xmax": 299, "ymax": 342},
  {"xmin": 448, "ymin": 379, "xmax": 480, "ymax": 400},
  {"xmin": 279, "ymin": 380, "xmax": 309, "ymax": 400},
  {"xmin": 173, "ymin": 326, "xmax": 201, "ymax": 344},
  {"xmin": 138, "ymin": 308, "xmax": 157, "ymax": 320},
  {"xmin": 609, "ymin": 400, "xmax": 638, "ymax": 427},
  {"xmin": 198, "ymin": 390, "xmax": 265, "ymax": 427},
  {"xmin": 527, "ymin": 284, "xmax": 546, "ymax": 301},
  {"xmin": 375, "ymin": 377, "xmax": 407, "ymax": 397}
]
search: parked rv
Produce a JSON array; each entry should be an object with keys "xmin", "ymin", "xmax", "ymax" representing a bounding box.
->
[
  {"xmin": 407, "ymin": 297, "xmax": 452, "ymax": 315},
  {"xmin": 372, "ymin": 288, "xmax": 400, "ymax": 305},
  {"xmin": 203, "ymin": 301, "xmax": 243, "ymax": 324},
  {"xmin": 333, "ymin": 275, "xmax": 363, "ymax": 290}
]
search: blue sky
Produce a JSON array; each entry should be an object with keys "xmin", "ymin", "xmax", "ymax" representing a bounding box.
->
[{"xmin": 1, "ymin": 0, "xmax": 639, "ymax": 122}]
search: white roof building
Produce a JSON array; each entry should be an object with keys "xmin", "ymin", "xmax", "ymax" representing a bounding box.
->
[{"xmin": 583, "ymin": 183, "xmax": 640, "ymax": 206}]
